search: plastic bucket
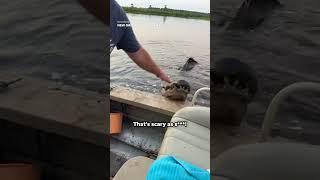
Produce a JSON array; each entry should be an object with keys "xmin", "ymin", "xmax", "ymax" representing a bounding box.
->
[
  {"xmin": 0, "ymin": 163, "xmax": 40, "ymax": 180},
  {"xmin": 110, "ymin": 113, "xmax": 123, "ymax": 134}
]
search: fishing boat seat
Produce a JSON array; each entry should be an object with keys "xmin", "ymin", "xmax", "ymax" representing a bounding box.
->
[
  {"xmin": 158, "ymin": 106, "xmax": 210, "ymax": 170},
  {"xmin": 212, "ymin": 142, "xmax": 320, "ymax": 180},
  {"xmin": 113, "ymin": 156, "xmax": 154, "ymax": 180}
]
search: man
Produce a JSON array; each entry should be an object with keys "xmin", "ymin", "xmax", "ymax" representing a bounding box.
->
[
  {"xmin": 110, "ymin": 0, "xmax": 171, "ymax": 83},
  {"xmin": 77, "ymin": 0, "xmax": 171, "ymax": 83}
]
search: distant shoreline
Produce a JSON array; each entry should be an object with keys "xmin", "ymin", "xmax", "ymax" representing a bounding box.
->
[{"xmin": 122, "ymin": 6, "xmax": 210, "ymax": 20}]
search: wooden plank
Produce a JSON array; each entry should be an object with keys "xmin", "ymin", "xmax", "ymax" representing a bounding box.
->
[
  {"xmin": 110, "ymin": 87, "xmax": 190, "ymax": 116},
  {"xmin": 0, "ymin": 73, "xmax": 107, "ymax": 147}
]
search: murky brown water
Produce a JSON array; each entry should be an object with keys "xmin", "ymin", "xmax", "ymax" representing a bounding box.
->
[
  {"xmin": 214, "ymin": 0, "xmax": 320, "ymax": 141},
  {"xmin": 0, "ymin": 0, "xmax": 106, "ymax": 92},
  {"xmin": 111, "ymin": 13, "xmax": 210, "ymax": 103}
]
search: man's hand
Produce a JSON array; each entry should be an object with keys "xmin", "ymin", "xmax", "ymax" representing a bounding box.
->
[
  {"xmin": 127, "ymin": 47, "xmax": 171, "ymax": 83},
  {"xmin": 157, "ymin": 69, "xmax": 171, "ymax": 83}
]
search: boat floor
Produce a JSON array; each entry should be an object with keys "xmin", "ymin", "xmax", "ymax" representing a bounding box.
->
[{"xmin": 109, "ymin": 119, "xmax": 166, "ymax": 176}]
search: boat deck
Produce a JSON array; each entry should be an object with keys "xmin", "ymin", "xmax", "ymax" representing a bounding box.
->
[
  {"xmin": 0, "ymin": 73, "xmax": 106, "ymax": 146},
  {"xmin": 0, "ymin": 72, "xmax": 108, "ymax": 179},
  {"xmin": 110, "ymin": 87, "xmax": 191, "ymax": 117}
]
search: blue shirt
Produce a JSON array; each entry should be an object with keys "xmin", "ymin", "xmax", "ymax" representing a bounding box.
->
[
  {"xmin": 146, "ymin": 156, "xmax": 210, "ymax": 180},
  {"xmin": 110, "ymin": 0, "xmax": 140, "ymax": 54}
]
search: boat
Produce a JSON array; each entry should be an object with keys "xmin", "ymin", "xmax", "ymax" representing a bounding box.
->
[
  {"xmin": 1, "ymin": 71, "xmax": 319, "ymax": 179},
  {"xmin": 110, "ymin": 81, "xmax": 320, "ymax": 179},
  {"xmin": 110, "ymin": 86, "xmax": 210, "ymax": 177}
]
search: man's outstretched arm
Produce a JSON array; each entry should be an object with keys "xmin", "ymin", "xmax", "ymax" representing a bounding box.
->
[
  {"xmin": 77, "ymin": 0, "xmax": 108, "ymax": 25},
  {"xmin": 127, "ymin": 47, "xmax": 171, "ymax": 83}
]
